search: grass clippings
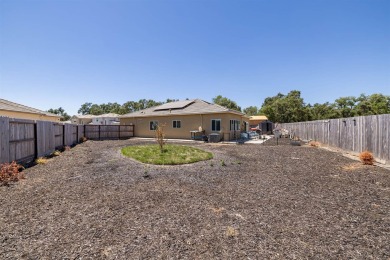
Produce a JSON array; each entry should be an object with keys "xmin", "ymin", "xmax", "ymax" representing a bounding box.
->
[{"xmin": 121, "ymin": 144, "xmax": 213, "ymax": 165}]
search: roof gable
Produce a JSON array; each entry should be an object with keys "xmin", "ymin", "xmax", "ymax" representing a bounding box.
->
[{"xmin": 0, "ymin": 98, "xmax": 61, "ymax": 118}]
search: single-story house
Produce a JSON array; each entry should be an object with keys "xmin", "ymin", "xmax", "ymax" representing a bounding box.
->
[
  {"xmin": 71, "ymin": 114, "xmax": 95, "ymax": 125},
  {"xmin": 91, "ymin": 113, "xmax": 120, "ymax": 125},
  {"xmin": 71, "ymin": 113, "xmax": 120, "ymax": 125},
  {"xmin": 0, "ymin": 98, "xmax": 61, "ymax": 122},
  {"xmin": 120, "ymin": 99, "xmax": 249, "ymax": 141}
]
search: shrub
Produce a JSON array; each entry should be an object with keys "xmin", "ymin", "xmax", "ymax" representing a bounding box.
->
[
  {"xmin": 35, "ymin": 157, "xmax": 48, "ymax": 164},
  {"xmin": 359, "ymin": 151, "xmax": 374, "ymax": 165},
  {"xmin": 0, "ymin": 161, "xmax": 24, "ymax": 186},
  {"xmin": 309, "ymin": 141, "xmax": 320, "ymax": 147},
  {"xmin": 52, "ymin": 150, "xmax": 61, "ymax": 157},
  {"xmin": 79, "ymin": 137, "xmax": 87, "ymax": 143},
  {"xmin": 226, "ymin": 226, "xmax": 239, "ymax": 237}
]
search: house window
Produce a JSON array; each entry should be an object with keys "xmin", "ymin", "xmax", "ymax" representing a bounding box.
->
[
  {"xmin": 173, "ymin": 120, "xmax": 181, "ymax": 128},
  {"xmin": 211, "ymin": 119, "xmax": 221, "ymax": 131},
  {"xmin": 230, "ymin": 119, "xmax": 240, "ymax": 131},
  {"xmin": 150, "ymin": 121, "xmax": 158, "ymax": 130}
]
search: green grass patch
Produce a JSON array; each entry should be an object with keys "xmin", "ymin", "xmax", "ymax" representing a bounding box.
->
[{"xmin": 121, "ymin": 144, "xmax": 213, "ymax": 165}]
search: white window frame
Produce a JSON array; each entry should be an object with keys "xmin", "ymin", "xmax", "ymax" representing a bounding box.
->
[
  {"xmin": 172, "ymin": 120, "xmax": 181, "ymax": 129},
  {"xmin": 149, "ymin": 121, "xmax": 158, "ymax": 131},
  {"xmin": 230, "ymin": 119, "xmax": 240, "ymax": 131},
  {"xmin": 211, "ymin": 119, "xmax": 221, "ymax": 131}
]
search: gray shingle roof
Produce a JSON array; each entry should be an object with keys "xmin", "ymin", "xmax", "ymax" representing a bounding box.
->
[
  {"xmin": 120, "ymin": 99, "xmax": 245, "ymax": 118},
  {"xmin": 0, "ymin": 98, "xmax": 61, "ymax": 118}
]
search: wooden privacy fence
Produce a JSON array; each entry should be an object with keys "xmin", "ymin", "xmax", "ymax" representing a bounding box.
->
[
  {"xmin": 279, "ymin": 114, "xmax": 390, "ymax": 164},
  {"xmin": 0, "ymin": 117, "xmax": 134, "ymax": 164}
]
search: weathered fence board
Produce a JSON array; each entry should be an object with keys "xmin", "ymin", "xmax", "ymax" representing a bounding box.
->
[
  {"xmin": 280, "ymin": 114, "xmax": 390, "ymax": 164},
  {"xmin": 37, "ymin": 121, "xmax": 55, "ymax": 157},
  {"xmin": 84, "ymin": 125, "xmax": 134, "ymax": 140},
  {"xmin": 0, "ymin": 117, "xmax": 10, "ymax": 163},
  {"xmin": 64, "ymin": 124, "xmax": 78, "ymax": 146},
  {"xmin": 0, "ymin": 117, "xmax": 134, "ymax": 164},
  {"xmin": 77, "ymin": 125, "xmax": 84, "ymax": 141},
  {"xmin": 54, "ymin": 123, "xmax": 63, "ymax": 149},
  {"xmin": 10, "ymin": 119, "xmax": 36, "ymax": 162}
]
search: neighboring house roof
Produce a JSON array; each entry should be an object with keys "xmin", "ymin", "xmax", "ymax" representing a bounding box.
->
[
  {"xmin": 249, "ymin": 115, "xmax": 268, "ymax": 121},
  {"xmin": 72, "ymin": 113, "xmax": 119, "ymax": 119},
  {"xmin": 72, "ymin": 114, "xmax": 95, "ymax": 119},
  {"xmin": 120, "ymin": 99, "xmax": 246, "ymax": 118},
  {"xmin": 96, "ymin": 113, "xmax": 120, "ymax": 118},
  {"xmin": 0, "ymin": 98, "xmax": 61, "ymax": 118}
]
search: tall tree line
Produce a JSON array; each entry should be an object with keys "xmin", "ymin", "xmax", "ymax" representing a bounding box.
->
[
  {"xmin": 210, "ymin": 92, "xmax": 390, "ymax": 123},
  {"xmin": 258, "ymin": 91, "xmax": 390, "ymax": 123},
  {"xmin": 77, "ymin": 99, "xmax": 179, "ymax": 115},
  {"xmin": 49, "ymin": 92, "xmax": 389, "ymax": 123}
]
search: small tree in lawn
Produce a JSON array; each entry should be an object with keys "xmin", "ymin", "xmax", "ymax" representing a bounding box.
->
[{"xmin": 155, "ymin": 123, "xmax": 166, "ymax": 153}]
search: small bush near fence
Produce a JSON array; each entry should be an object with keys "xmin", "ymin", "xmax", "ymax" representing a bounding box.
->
[
  {"xmin": 359, "ymin": 151, "xmax": 374, "ymax": 165},
  {"xmin": 35, "ymin": 157, "xmax": 48, "ymax": 165},
  {"xmin": 309, "ymin": 141, "xmax": 320, "ymax": 147},
  {"xmin": 0, "ymin": 161, "xmax": 25, "ymax": 186},
  {"xmin": 79, "ymin": 137, "xmax": 87, "ymax": 143}
]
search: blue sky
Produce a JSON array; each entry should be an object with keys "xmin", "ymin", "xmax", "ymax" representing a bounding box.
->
[{"xmin": 0, "ymin": 0, "xmax": 389, "ymax": 115}]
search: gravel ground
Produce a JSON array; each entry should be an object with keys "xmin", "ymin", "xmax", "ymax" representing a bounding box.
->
[{"xmin": 1, "ymin": 138, "xmax": 389, "ymax": 259}]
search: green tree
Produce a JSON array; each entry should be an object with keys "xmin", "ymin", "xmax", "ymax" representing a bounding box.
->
[
  {"xmin": 47, "ymin": 107, "xmax": 71, "ymax": 121},
  {"xmin": 212, "ymin": 95, "xmax": 241, "ymax": 112},
  {"xmin": 309, "ymin": 102, "xmax": 338, "ymax": 120},
  {"xmin": 259, "ymin": 90, "xmax": 309, "ymax": 123},
  {"xmin": 78, "ymin": 102, "xmax": 92, "ymax": 115},
  {"xmin": 99, "ymin": 102, "xmax": 122, "ymax": 114},
  {"xmin": 334, "ymin": 96, "xmax": 357, "ymax": 118},
  {"xmin": 89, "ymin": 104, "xmax": 104, "ymax": 115},
  {"xmin": 243, "ymin": 106, "xmax": 259, "ymax": 116}
]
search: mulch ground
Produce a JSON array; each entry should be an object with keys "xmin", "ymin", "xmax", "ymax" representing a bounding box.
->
[{"xmin": 1, "ymin": 138, "xmax": 389, "ymax": 259}]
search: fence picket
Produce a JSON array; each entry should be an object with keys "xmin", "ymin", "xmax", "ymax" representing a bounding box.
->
[
  {"xmin": 0, "ymin": 118, "xmax": 134, "ymax": 164},
  {"xmin": 280, "ymin": 114, "xmax": 390, "ymax": 164}
]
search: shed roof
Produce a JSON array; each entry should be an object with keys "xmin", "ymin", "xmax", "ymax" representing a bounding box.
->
[
  {"xmin": 249, "ymin": 115, "xmax": 268, "ymax": 121},
  {"xmin": 0, "ymin": 98, "xmax": 61, "ymax": 118},
  {"xmin": 120, "ymin": 99, "xmax": 246, "ymax": 118}
]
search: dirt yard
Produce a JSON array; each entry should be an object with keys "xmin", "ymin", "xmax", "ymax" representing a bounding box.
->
[{"xmin": 1, "ymin": 138, "xmax": 389, "ymax": 259}]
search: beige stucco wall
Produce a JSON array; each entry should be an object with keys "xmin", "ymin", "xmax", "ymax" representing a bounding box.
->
[
  {"xmin": 0, "ymin": 110, "xmax": 61, "ymax": 122},
  {"xmin": 120, "ymin": 113, "xmax": 246, "ymax": 140}
]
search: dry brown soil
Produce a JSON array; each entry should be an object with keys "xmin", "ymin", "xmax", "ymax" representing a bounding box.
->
[{"xmin": 1, "ymin": 138, "xmax": 389, "ymax": 259}]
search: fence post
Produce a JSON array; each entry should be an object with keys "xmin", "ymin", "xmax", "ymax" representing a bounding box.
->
[
  {"xmin": 99, "ymin": 125, "xmax": 101, "ymax": 140},
  {"xmin": 34, "ymin": 122, "xmax": 38, "ymax": 160},
  {"xmin": 0, "ymin": 117, "xmax": 10, "ymax": 164}
]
